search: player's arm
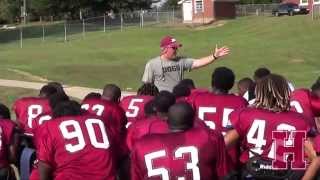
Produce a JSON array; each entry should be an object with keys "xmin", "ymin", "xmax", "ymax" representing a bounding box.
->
[
  {"xmin": 8, "ymin": 128, "xmax": 20, "ymax": 164},
  {"xmin": 39, "ymin": 161, "xmax": 53, "ymax": 180},
  {"xmin": 224, "ymin": 129, "xmax": 240, "ymax": 148},
  {"xmin": 302, "ymin": 157, "xmax": 320, "ymax": 180},
  {"xmin": 191, "ymin": 45, "xmax": 230, "ymax": 70},
  {"xmin": 130, "ymin": 144, "xmax": 144, "ymax": 180}
]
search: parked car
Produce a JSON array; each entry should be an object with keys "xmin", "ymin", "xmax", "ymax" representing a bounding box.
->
[{"xmin": 272, "ymin": 3, "xmax": 309, "ymax": 16}]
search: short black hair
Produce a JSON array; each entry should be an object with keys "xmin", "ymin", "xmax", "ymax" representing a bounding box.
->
[
  {"xmin": 47, "ymin": 82, "xmax": 65, "ymax": 94},
  {"xmin": 154, "ymin": 91, "xmax": 176, "ymax": 113},
  {"xmin": 311, "ymin": 77, "xmax": 320, "ymax": 92},
  {"xmin": 137, "ymin": 83, "xmax": 159, "ymax": 96},
  {"xmin": 173, "ymin": 84, "xmax": 191, "ymax": 98},
  {"xmin": 83, "ymin": 92, "xmax": 101, "ymax": 101},
  {"xmin": 144, "ymin": 100, "xmax": 156, "ymax": 117},
  {"xmin": 238, "ymin": 77, "xmax": 254, "ymax": 88},
  {"xmin": 0, "ymin": 103, "xmax": 10, "ymax": 119},
  {"xmin": 211, "ymin": 67, "xmax": 235, "ymax": 92},
  {"xmin": 39, "ymin": 85, "xmax": 57, "ymax": 98},
  {"xmin": 102, "ymin": 84, "xmax": 121, "ymax": 103},
  {"xmin": 53, "ymin": 100, "xmax": 82, "ymax": 118},
  {"xmin": 168, "ymin": 102, "xmax": 194, "ymax": 131},
  {"xmin": 254, "ymin": 67, "xmax": 271, "ymax": 81},
  {"xmin": 179, "ymin": 79, "xmax": 195, "ymax": 89},
  {"xmin": 311, "ymin": 82, "xmax": 320, "ymax": 92},
  {"xmin": 49, "ymin": 92, "xmax": 70, "ymax": 110}
]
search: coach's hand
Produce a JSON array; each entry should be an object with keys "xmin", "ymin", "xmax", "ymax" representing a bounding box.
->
[{"xmin": 213, "ymin": 44, "xmax": 230, "ymax": 59}]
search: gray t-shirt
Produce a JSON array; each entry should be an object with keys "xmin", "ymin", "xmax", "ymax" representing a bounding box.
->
[{"xmin": 142, "ymin": 56, "xmax": 194, "ymax": 92}]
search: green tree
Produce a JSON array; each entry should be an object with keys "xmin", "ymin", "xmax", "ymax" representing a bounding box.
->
[
  {"xmin": 162, "ymin": 0, "xmax": 179, "ymax": 10},
  {"xmin": 0, "ymin": 0, "xmax": 20, "ymax": 23}
]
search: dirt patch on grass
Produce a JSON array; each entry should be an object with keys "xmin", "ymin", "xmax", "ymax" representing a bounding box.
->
[
  {"xmin": 191, "ymin": 20, "xmax": 227, "ymax": 31},
  {"xmin": 7, "ymin": 68, "xmax": 49, "ymax": 82}
]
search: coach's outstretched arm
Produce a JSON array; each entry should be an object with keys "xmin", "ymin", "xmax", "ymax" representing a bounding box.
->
[{"xmin": 191, "ymin": 45, "xmax": 230, "ymax": 69}]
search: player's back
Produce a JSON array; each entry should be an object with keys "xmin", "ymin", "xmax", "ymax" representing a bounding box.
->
[
  {"xmin": 0, "ymin": 119, "xmax": 15, "ymax": 168},
  {"xmin": 230, "ymin": 107, "xmax": 310, "ymax": 166},
  {"xmin": 131, "ymin": 127, "xmax": 229, "ymax": 180},
  {"xmin": 120, "ymin": 95, "xmax": 153, "ymax": 125},
  {"xmin": 192, "ymin": 92, "xmax": 248, "ymax": 133},
  {"xmin": 126, "ymin": 116, "xmax": 168, "ymax": 150},
  {"xmin": 37, "ymin": 115, "xmax": 117, "ymax": 180},
  {"xmin": 13, "ymin": 97, "xmax": 51, "ymax": 135},
  {"xmin": 290, "ymin": 88, "xmax": 320, "ymax": 127},
  {"xmin": 81, "ymin": 98, "xmax": 127, "ymax": 134}
]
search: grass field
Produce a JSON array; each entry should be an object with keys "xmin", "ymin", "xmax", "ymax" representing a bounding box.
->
[
  {"xmin": 0, "ymin": 15, "xmax": 320, "ymax": 91},
  {"xmin": 0, "ymin": 87, "xmax": 38, "ymax": 113}
]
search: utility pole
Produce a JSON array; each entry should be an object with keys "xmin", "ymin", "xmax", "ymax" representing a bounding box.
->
[{"xmin": 23, "ymin": 0, "xmax": 27, "ymax": 24}]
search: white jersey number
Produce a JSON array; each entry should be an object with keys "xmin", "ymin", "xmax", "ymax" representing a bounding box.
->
[
  {"xmin": 198, "ymin": 107, "xmax": 233, "ymax": 134},
  {"xmin": 247, "ymin": 119, "xmax": 296, "ymax": 158},
  {"xmin": 27, "ymin": 105, "xmax": 43, "ymax": 128},
  {"xmin": 126, "ymin": 99, "xmax": 144, "ymax": 118},
  {"xmin": 290, "ymin": 101, "xmax": 303, "ymax": 114},
  {"xmin": 144, "ymin": 146, "xmax": 200, "ymax": 180},
  {"xmin": 60, "ymin": 118, "xmax": 110, "ymax": 153},
  {"xmin": 81, "ymin": 104, "xmax": 105, "ymax": 116}
]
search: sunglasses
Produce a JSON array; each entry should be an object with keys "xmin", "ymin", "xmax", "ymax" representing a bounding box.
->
[{"xmin": 169, "ymin": 46, "xmax": 178, "ymax": 50}]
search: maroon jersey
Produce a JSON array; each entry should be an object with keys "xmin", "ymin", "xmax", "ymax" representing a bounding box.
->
[
  {"xmin": 192, "ymin": 92, "xmax": 248, "ymax": 133},
  {"xmin": 230, "ymin": 107, "xmax": 310, "ymax": 167},
  {"xmin": 37, "ymin": 115, "xmax": 117, "ymax": 180},
  {"xmin": 32, "ymin": 113, "xmax": 52, "ymax": 134},
  {"xmin": 127, "ymin": 116, "xmax": 207, "ymax": 151},
  {"xmin": 184, "ymin": 88, "xmax": 209, "ymax": 104},
  {"xmin": 192, "ymin": 92, "xmax": 247, "ymax": 167},
  {"xmin": 290, "ymin": 89, "xmax": 320, "ymax": 127},
  {"xmin": 81, "ymin": 98, "xmax": 127, "ymax": 136},
  {"xmin": 0, "ymin": 119, "xmax": 15, "ymax": 168},
  {"xmin": 126, "ymin": 116, "xmax": 168, "ymax": 151},
  {"xmin": 120, "ymin": 95, "xmax": 153, "ymax": 127},
  {"xmin": 13, "ymin": 97, "xmax": 51, "ymax": 135},
  {"xmin": 131, "ymin": 128, "xmax": 230, "ymax": 180}
]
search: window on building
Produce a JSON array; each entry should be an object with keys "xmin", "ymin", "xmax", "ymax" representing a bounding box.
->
[
  {"xmin": 195, "ymin": 0, "xmax": 203, "ymax": 13},
  {"xmin": 300, "ymin": 0, "xmax": 308, "ymax": 4}
]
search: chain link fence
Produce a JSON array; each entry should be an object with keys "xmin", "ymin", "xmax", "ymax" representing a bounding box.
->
[
  {"xmin": 312, "ymin": 4, "xmax": 320, "ymax": 20},
  {"xmin": 0, "ymin": 10, "xmax": 182, "ymax": 47},
  {"xmin": 236, "ymin": 4, "xmax": 280, "ymax": 17}
]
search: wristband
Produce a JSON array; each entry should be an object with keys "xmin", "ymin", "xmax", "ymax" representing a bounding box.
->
[{"xmin": 212, "ymin": 54, "xmax": 218, "ymax": 60}]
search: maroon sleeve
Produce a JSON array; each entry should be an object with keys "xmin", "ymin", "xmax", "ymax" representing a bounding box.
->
[
  {"xmin": 126, "ymin": 124, "xmax": 135, "ymax": 151},
  {"xmin": 37, "ymin": 123, "xmax": 54, "ymax": 166},
  {"xmin": 210, "ymin": 131, "xmax": 232, "ymax": 178},
  {"xmin": 3, "ymin": 120, "xmax": 15, "ymax": 146},
  {"xmin": 241, "ymin": 98, "xmax": 249, "ymax": 107},
  {"xmin": 12, "ymin": 100, "xmax": 21, "ymax": 120},
  {"xmin": 113, "ymin": 106, "xmax": 127, "ymax": 132},
  {"xmin": 229, "ymin": 109, "xmax": 241, "ymax": 129},
  {"xmin": 130, "ymin": 143, "xmax": 144, "ymax": 180}
]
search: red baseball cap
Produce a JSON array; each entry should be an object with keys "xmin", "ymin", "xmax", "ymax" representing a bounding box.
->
[{"xmin": 160, "ymin": 36, "xmax": 182, "ymax": 49}]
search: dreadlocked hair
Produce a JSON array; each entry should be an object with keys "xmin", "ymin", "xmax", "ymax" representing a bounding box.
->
[
  {"xmin": 254, "ymin": 74, "xmax": 290, "ymax": 112},
  {"xmin": 137, "ymin": 83, "xmax": 159, "ymax": 96}
]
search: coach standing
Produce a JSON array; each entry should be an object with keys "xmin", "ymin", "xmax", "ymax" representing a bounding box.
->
[{"xmin": 142, "ymin": 35, "xmax": 230, "ymax": 92}]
